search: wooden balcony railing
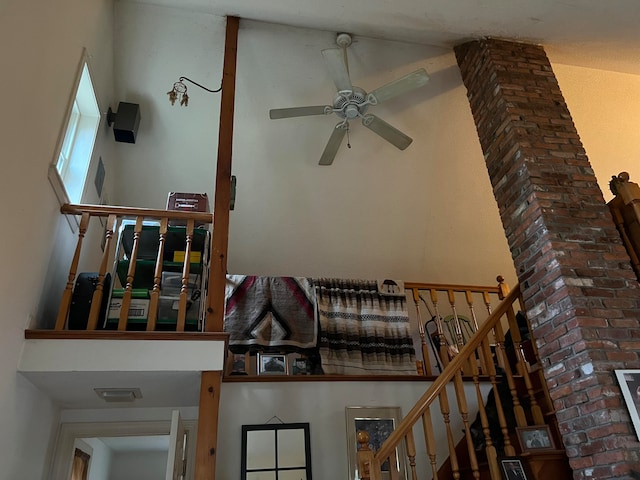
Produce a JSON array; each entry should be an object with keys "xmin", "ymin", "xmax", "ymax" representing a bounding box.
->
[
  {"xmin": 356, "ymin": 283, "xmax": 568, "ymax": 480},
  {"xmin": 55, "ymin": 203, "xmax": 214, "ymax": 333},
  {"xmin": 405, "ymin": 278, "xmax": 506, "ymax": 377}
]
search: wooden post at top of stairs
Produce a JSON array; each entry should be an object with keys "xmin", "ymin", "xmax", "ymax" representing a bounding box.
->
[
  {"xmin": 195, "ymin": 371, "xmax": 223, "ymax": 479},
  {"xmin": 206, "ymin": 15, "xmax": 239, "ymax": 333}
]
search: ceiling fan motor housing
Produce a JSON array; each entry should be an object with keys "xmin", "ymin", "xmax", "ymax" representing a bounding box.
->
[{"xmin": 333, "ymin": 87, "xmax": 369, "ymax": 119}]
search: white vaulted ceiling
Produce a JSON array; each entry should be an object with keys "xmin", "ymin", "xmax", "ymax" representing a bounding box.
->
[{"xmin": 124, "ymin": 0, "xmax": 640, "ymax": 75}]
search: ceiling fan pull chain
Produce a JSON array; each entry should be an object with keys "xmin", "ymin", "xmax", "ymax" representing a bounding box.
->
[{"xmin": 347, "ymin": 126, "xmax": 351, "ymax": 149}]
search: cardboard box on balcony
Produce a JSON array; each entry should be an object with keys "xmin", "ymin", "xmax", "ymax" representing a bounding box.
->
[
  {"xmin": 107, "ymin": 289, "xmax": 150, "ymax": 324},
  {"xmin": 166, "ymin": 192, "xmax": 210, "ymax": 227}
]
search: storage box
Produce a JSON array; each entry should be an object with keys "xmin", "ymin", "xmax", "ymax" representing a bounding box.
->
[
  {"xmin": 161, "ymin": 271, "xmax": 202, "ymax": 296},
  {"xmin": 172, "ymin": 250, "xmax": 202, "ymax": 264},
  {"xmin": 167, "ymin": 192, "xmax": 210, "ymax": 227},
  {"xmin": 107, "ymin": 289, "xmax": 150, "ymax": 321},
  {"xmin": 158, "ymin": 295, "xmax": 201, "ymax": 330}
]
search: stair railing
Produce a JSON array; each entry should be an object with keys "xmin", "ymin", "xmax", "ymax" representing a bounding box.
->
[
  {"xmin": 357, "ymin": 283, "xmax": 549, "ymax": 480},
  {"xmin": 405, "ymin": 278, "xmax": 506, "ymax": 377}
]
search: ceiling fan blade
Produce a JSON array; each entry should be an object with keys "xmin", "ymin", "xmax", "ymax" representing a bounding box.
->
[
  {"xmin": 269, "ymin": 105, "xmax": 330, "ymax": 120},
  {"xmin": 362, "ymin": 114, "xmax": 412, "ymax": 150},
  {"xmin": 319, "ymin": 124, "xmax": 348, "ymax": 166},
  {"xmin": 368, "ymin": 68, "xmax": 430, "ymax": 105},
  {"xmin": 321, "ymin": 48, "xmax": 352, "ymax": 92}
]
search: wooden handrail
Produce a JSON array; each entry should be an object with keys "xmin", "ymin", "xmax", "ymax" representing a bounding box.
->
[
  {"xmin": 406, "ymin": 277, "xmax": 507, "ymax": 376},
  {"xmin": 61, "ymin": 203, "xmax": 214, "ymax": 224},
  {"xmin": 373, "ymin": 285, "xmax": 523, "ymax": 470}
]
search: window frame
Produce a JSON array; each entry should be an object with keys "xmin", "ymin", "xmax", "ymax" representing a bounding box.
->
[{"xmin": 48, "ymin": 49, "xmax": 102, "ymax": 214}]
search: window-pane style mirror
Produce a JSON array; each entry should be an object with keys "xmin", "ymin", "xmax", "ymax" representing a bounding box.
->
[{"xmin": 242, "ymin": 423, "xmax": 312, "ymax": 480}]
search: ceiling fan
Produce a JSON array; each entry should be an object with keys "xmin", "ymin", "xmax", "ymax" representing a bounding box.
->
[{"xmin": 269, "ymin": 33, "xmax": 430, "ymax": 166}]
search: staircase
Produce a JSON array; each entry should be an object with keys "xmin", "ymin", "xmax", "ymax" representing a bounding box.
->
[{"xmin": 355, "ymin": 284, "xmax": 573, "ymax": 480}]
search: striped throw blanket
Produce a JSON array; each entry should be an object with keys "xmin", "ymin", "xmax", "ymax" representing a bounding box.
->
[{"xmin": 314, "ymin": 278, "xmax": 417, "ymax": 375}]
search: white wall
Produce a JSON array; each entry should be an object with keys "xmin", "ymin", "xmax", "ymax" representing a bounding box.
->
[
  {"xmin": 217, "ymin": 381, "xmax": 490, "ymax": 480},
  {"xmin": 550, "ymin": 61, "xmax": 640, "ymax": 202},
  {"xmin": 108, "ymin": 451, "xmax": 168, "ymax": 480},
  {"xmin": 81, "ymin": 437, "xmax": 113, "ymax": 480},
  {"xmin": 0, "ymin": 0, "xmax": 115, "ymax": 478},
  {"xmin": 112, "ymin": 4, "xmax": 518, "ymax": 287}
]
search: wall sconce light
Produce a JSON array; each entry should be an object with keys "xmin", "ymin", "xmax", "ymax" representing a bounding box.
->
[
  {"xmin": 167, "ymin": 76, "xmax": 221, "ymax": 106},
  {"xmin": 107, "ymin": 102, "xmax": 141, "ymax": 144}
]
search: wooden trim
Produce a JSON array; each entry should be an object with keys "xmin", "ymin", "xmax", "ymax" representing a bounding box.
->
[
  {"xmin": 207, "ymin": 16, "xmax": 240, "ymax": 333},
  {"xmin": 404, "ymin": 281, "xmax": 501, "ymax": 294},
  {"xmin": 61, "ymin": 203, "xmax": 214, "ymax": 224},
  {"xmin": 24, "ymin": 330, "xmax": 229, "ymax": 343},
  {"xmin": 222, "ymin": 374, "xmax": 497, "ymax": 383},
  {"xmin": 195, "ymin": 371, "xmax": 222, "ymax": 479}
]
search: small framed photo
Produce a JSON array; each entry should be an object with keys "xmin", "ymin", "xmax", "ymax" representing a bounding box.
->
[
  {"xmin": 257, "ymin": 353, "xmax": 288, "ymax": 375},
  {"xmin": 499, "ymin": 456, "xmax": 530, "ymax": 480},
  {"xmin": 615, "ymin": 369, "xmax": 640, "ymax": 441},
  {"xmin": 293, "ymin": 357, "xmax": 310, "ymax": 375},
  {"xmin": 516, "ymin": 425, "xmax": 555, "ymax": 453},
  {"xmin": 229, "ymin": 353, "xmax": 248, "ymax": 375},
  {"xmin": 345, "ymin": 406, "xmax": 406, "ymax": 480}
]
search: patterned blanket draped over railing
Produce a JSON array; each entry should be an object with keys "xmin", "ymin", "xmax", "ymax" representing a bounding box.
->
[
  {"xmin": 224, "ymin": 275, "xmax": 317, "ymax": 351},
  {"xmin": 224, "ymin": 275, "xmax": 417, "ymax": 374},
  {"xmin": 314, "ymin": 278, "xmax": 417, "ymax": 375}
]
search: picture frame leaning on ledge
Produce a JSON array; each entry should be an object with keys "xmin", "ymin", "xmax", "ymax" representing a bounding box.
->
[{"xmin": 345, "ymin": 406, "xmax": 406, "ymax": 480}]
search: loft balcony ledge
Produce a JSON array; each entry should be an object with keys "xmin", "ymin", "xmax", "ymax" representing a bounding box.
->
[{"xmin": 19, "ymin": 330, "xmax": 228, "ymax": 409}]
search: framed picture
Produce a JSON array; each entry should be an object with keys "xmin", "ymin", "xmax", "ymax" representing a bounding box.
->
[
  {"xmin": 293, "ymin": 357, "xmax": 310, "ymax": 375},
  {"xmin": 515, "ymin": 425, "xmax": 555, "ymax": 453},
  {"xmin": 257, "ymin": 353, "xmax": 288, "ymax": 375},
  {"xmin": 499, "ymin": 456, "xmax": 530, "ymax": 480},
  {"xmin": 229, "ymin": 353, "xmax": 249, "ymax": 376},
  {"xmin": 345, "ymin": 406, "xmax": 406, "ymax": 480},
  {"xmin": 615, "ymin": 369, "xmax": 640, "ymax": 441}
]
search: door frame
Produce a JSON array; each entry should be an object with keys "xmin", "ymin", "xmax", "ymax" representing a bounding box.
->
[{"xmin": 49, "ymin": 418, "xmax": 197, "ymax": 480}]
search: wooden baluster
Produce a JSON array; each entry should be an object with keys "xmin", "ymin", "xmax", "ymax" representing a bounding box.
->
[
  {"xmin": 411, "ymin": 287, "xmax": 432, "ymax": 376},
  {"xmin": 448, "ymin": 290, "xmax": 465, "ymax": 350},
  {"xmin": 404, "ymin": 432, "xmax": 418, "ymax": 480},
  {"xmin": 119, "ymin": 216, "xmax": 143, "ymax": 331},
  {"xmin": 86, "ymin": 214, "xmax": 117, "ymax": 330},
  {"xmin": 491, "ymin": 320, "xmax": 519, "ymax": 455},
  {"xmin": 506, "ymin": 305, "xmax": 544, "ymax": 425},
  {"xmin": 147, "ymin": 218, "xmax": 168, "ymax": 331},
  {"xmin": 420, "ymin": 410, "xmax": 439, "ymax": 479},
  {"xmin": 177, "ymin": 219, "xmax": 194, "ymax": 332},
  {"xmin": 466, "ymin": 289, "xmax": 489, "ymax": 374},
  {"xmin": 453, "ymin": 370, "xmax": 480, "ymax": 479},
  {"xmin": 55, "ymin": 212, "xmax": 90, "ymax": 330},
  {"xmin": 439, "ymin": 387, "xmax": 461, "ymax": 480},
  {"xmin": 478, "ymin": 338, "xmax": 501, "ymax": 478},
  {"xmin": 430, "ymin": 289, "xmax": 449, "ymax": 367},
  {"xmin": 389, "ymin": 449, "xmax": 400, "ymax": 480},
  {"xmin": 449, "ymin": 289, "xmax": 473, "ymax": 375}
]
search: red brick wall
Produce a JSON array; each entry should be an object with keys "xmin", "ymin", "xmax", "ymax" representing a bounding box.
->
[{"xmin": 455, "ymin": 38, "xmax": 640, "ymax": 479}]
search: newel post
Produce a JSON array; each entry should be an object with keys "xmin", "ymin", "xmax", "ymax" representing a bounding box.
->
[{"xmin": 356, "ymin": 431, "xmax": 382, "ymax": 480}]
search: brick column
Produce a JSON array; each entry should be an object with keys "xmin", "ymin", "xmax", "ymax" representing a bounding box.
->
[{"xmin": 455, "ymin": 38, "xmax": 640, "ymax": 479}]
